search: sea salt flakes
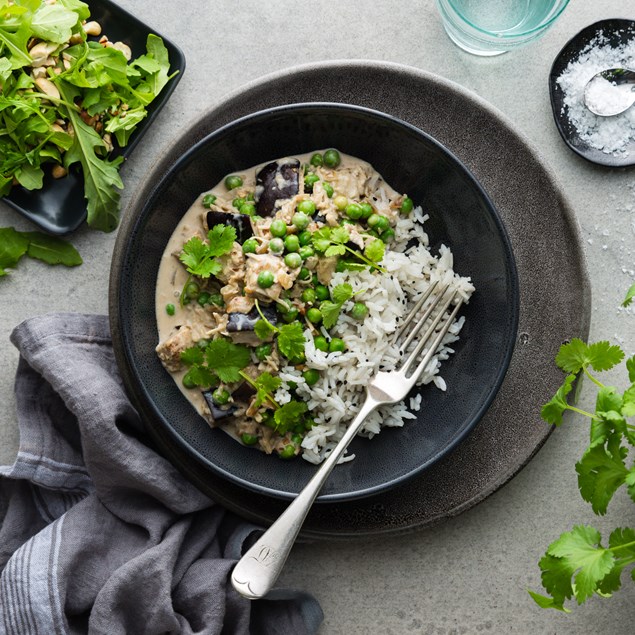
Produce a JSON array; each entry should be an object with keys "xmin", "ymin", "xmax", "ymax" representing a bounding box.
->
[{"xmin": 557, "ymin": 31, "xmax": 635, "ymax": 157}]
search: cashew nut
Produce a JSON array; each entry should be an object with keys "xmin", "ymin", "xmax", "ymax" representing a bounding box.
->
[
  {"xmin": 30, "ymin": 41, "xmax": 58, "ymax": 67},
  {"xmin": 112, "ymin": 42, "xmax": 132, "ymax": 61},
  {"xmin": 83, "ymin": 21, "xmax": 102, "ymax": 36},
  {"xmin": 34, "ymin": 77, "xmax": 60, "ymax": 100},
  {"xmin": 51, "ymin": 165, "xmax": 67, "ymax": 179}
]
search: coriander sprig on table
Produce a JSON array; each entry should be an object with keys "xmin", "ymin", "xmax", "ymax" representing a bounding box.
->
[{"xmin": 530, "ymin": 287, "xmax": 635, "ymax": 612}]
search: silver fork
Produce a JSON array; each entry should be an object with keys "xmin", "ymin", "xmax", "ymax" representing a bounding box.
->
[{"xmin": 231, "ymin": 282, "xmax": 463, "ymax": 599}]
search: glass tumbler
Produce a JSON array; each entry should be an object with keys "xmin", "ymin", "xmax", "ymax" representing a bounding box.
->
[{"xmin": 435, "ymin": 0, "xmax": 570, "ymax": 56}]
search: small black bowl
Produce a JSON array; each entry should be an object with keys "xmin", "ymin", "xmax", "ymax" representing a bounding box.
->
[
  {"xmin": 549, "ymin": 18, "xmax": 635, "ymax": 168},
  {"xmin": 110, "ymin": 103, "xmax": 519, "ymax": 502},
  {"xmin": 2, "ymin": 0, "xmax": 186, "ymax": 234}
]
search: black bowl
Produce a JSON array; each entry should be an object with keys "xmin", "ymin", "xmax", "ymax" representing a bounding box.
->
[
  {"xmin": 2, "ymin": 0, "xmax": 186, "ymax": 234},
  {"xmin": 549, "ymin": 18, "xmax": 635, "ymax": 168},
  {"xmin": 110, "ymin": 103, "xmax": 519, "ymax": 502}
]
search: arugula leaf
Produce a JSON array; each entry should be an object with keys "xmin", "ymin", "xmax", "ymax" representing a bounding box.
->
[
  {"xmin": 0, "ymin": 227, "xmax": 81, "ymax": 276},
  {"xmin": 30, "ymin": 3, "xmax": 78, "ymax": 43},
  {"xmin": 144, "ymin": 34, "xmax": 171, "ymax": 95},
  {"xmin": 205, "ymin": 339, "xmax": 250, "ymax": 383}
]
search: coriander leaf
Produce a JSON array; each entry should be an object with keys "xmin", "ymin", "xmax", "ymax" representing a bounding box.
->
[
  {"xmin": 595, "ymin": 386, "xmax": 623, "ymax": 415},
  {"xmin": 536, "ymin": 551, "xmax": 576, "ymax": 608},
  {"xmin": 626, "ymin": 356, "xmax": 635, "ymax": 383},
  {"xmin": 364, "ymin": 238, "xmax": 385, "ymax": 263},
  {"xmin": 180, "ymin": 237, "xmax": 207, "ymax": 272},
  {"xmin": 626, "ymin": 470, "xmax": 635, "ymax": 504},
  {"xmin": 184, "ymin": 364, "xmax": 217, "ymax": 388},
  {"xmin": 23, "ymin": 232, "xmax": 82, "ymax": 266},
  {"xmin": 331, "ymin": 283, "xmax": 353, "ymax": 305},
  {"xmin": 527, "ymin": 590, "xmax": 570, "ymax": 613},
  {"xmin": 547, "ymin": 525, "xmax": 615, "ymax": 604},
  {"xmin": 274, "ymin": 400, "xmax": 308, "ymax": 432},
  {"xmin": 254, "ymin": 318, "xmax": 275, "ymax": 341},
  {"xmin": 587, "ymin": 341, "xmax": 625, "ymax": 372},
  {"xmin": 0, "ymin": 227, "xmax": 30, "ymax": 272},
  {"xmin": 597, "ymin": 527, "xmax": 635, "ymax": 595},
  {"xmin": 576, "ymin": 444, "xmax": 628, "ymax": 515},
  {"xmin": 207, "ymin": 224, "xmax": 237, "ymax": 257},
  {"xmin": 541, "ymin": 374, "xmax": 576, "ymax": 425},
  {"xmin": 324, "ymin": 244, "xmax": 346, "ymax": 258},
  {"xmin": 555, "ymin": 338, "xmax": 589, "ymax": 374},
  {"xmin": 205, "ymin": 339, "xmax": 250, "ymax": 383},
  {"xmin": 277, "ymin": 322, "xmax": 305, "ymax": 360},
  {"xmin": 621, "ymin": 385, "xmax": 635, "ymax": 418},
  {"xmin": 623, "ymin": 283, "xmax": 635, "ymax": 308},
  {"xmin": 311, "ymin": 227, "xmax": 332, "ymax": 253},
  {"xmin": 330, "ymin": 226, "xmax": 349, "ymax": 244},
  {"xmin": 320, "ymin": 300, "xmax": 342, "ymax": 329},
  {"xmin": 31, "ymin": 3, "xmax": 78, "ymax": 44},
  {"xmin": 180, "ymin": 346, "xmax": 204, "ymax": 366},
  {"xmin": 253, "ymin": 372, "xmax": 281, "ymax": 408}
]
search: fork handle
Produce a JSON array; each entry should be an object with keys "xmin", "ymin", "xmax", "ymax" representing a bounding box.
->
[{"xmin": 231, "ymin": 397, "xmax": 377, "ymax": 599}]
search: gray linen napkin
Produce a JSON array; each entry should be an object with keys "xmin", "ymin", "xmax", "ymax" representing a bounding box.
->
[{"xmin": 0, "ymin": 313, "xmax": 323, "ymax": 635}]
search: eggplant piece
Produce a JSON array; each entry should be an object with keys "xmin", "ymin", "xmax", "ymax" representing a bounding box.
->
[
  {"xmin": 255, "ymin": 159, "xmax": 300, "ymax": 216},
  {"xmin": 207, "ymin": 210, "xmax": 253, "ymax": 244},
  {"xmin": 226, "ymin": 304, "xmax": 277, "ymax": 333},
  {"xmin": 202, "ymin": 390, "xmax": 237, "ymax": 421}
]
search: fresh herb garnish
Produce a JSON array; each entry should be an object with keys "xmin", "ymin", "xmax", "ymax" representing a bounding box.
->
[
  {"xmin": 254, "ymin": 300, "xmax": 306, "ymax": 359},
  {"xmin": 180, "ymin": 337, "xmax": 250, "ymax": 387},
  {"xmin": 240, "ymin": 370, "xmax": 281, "ymax": 409},
  {"xmin": 0, "ymin": 227, "xmax": 81, "ymax": 276},
  {"xmin": 311, "ymin": 226, "xmax": 386, "ymax": 272},
  {"xmin": 0, "ymin": 2, "xmax": 176, "ymax": 232},
  {"xmin": 531, "ymin": 324, "xmax": 635, "ymax": 611},
  {"xmin": 179, "ymin": 225, "xmax": 237, "ymax": 278},
  {"xmin": 274, "ymin": 400, "xmax": 308, "ymax": 433},
  {"xmin": 319, "ymin": 283, "xmax": 353, "ymax": 329}
]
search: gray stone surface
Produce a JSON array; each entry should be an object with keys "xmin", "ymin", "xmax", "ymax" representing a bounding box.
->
[{"xmin": 1, "ymin": 1, "xmax": 634, "ymax": 633}]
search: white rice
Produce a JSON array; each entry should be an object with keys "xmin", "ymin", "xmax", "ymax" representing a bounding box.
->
[{"xmin": 275, "ymin": 205, "xmax": 475, "ymax": 464}]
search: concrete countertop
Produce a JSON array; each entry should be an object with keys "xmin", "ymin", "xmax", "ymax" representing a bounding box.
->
[{"xmin": 1, "ymin": 1, "xmax": 634, "ymax": 633}]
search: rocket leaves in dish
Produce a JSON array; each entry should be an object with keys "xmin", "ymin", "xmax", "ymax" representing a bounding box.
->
[{"xmin": 0, "ymin": 1, "xmax": 177, "ymax": 232}]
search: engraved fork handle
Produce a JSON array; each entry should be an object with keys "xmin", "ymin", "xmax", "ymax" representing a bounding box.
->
[{"xmin": 231, "ymin": 396, "xmax": 378, "ymax": 599}]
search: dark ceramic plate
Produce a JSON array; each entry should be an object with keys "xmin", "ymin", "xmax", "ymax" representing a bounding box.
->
[
  {"xmin": 2, "ymin": 0, "xmax": 185, "ymax": 235},
  {"xmin": 549, "ymin": 18, "xmax": 635, "ymax": 168},
  {"xmin": 111, "ymin": 102, "xmax": 519, "ymax": 503}
]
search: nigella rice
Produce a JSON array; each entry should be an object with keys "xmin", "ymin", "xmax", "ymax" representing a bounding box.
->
[{"xmin": 278, "ymin": 204, "xmax": 475, "ymax": 465}]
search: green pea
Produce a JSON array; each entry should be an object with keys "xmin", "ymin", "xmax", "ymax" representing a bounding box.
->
[
  {"xmin": 225, "ymin": 175, "xmax": 243, "ymax": 190},
  {"xmin": 345, "ymin": 203, "xmax": 363, "ymax": 220},
  {"xmin": 380, "ymin": 228, "xmax": 395, "ymax": 242},
  {"xmin": 297, "ymin": 200, "xmax": 316, "ymax": 216},
  {"xmin": 360, "ymin": 202, "xmax": 373, "ymax": 218},
  {"xmin": 185, "ymin": 281, "xmax": 200, "ymax": 299},
  {"xmin": 278, "ymin": 445, "xmax": 296, "ymax": 459},
  {"xmin": 269, "ymin": 237, "xmax": 284, "ymax": 253},
  {"xmin": 270, "ymin": 220, "xmax": 287, "ymax": 237},
  {"xmin": 314, "ymin": 336, "xmax": 329, "ymax": 352},
  {"xmin": 197, "ymin": 292, "xmax": 211, "ymax": 306},
  {"xmin": 182, "ymin": 371, "xmax": 197, "ymax": 390},
  {"xmin": 307, "ymin": 307, "xmax": 322, "ymax": 324},
  {"xmin": 315, "ymin": 284, "xmax": 330, "ymax": 301},
  {"xmin": 284, "ymin": 252, "xmax": 302, "ymax": 269},
  {"xmin": 303, "ymin": 368, "xmax": 320, "ymax": 386},
  {"xmin": 212, "ymin": 388, "xmax": 230, "ymax": 405},
  {"xmin": 241, "ymin": 433, "xmax": 259, "ymax": 445},
  {"xmin": 304, "ymin": 418, "xmax": 315, "ymax": 430},
  {"xmin": 299, "ymin": 246, "xmax": 314, "ymax": 260},
  {"xmin": 165, "ymin": 303, "xmax": 175, "ymax": 316},
  {"xmin": 208, "ymin": 293, "xmax": 224, "ymax": 307},
  {"xmin": 299, "ymin": 267, "xmax": 311, "ymax": 281},
  {"xmin": 239, "ymin": 203, "xmax": 256, "ymax": 216},
  {"xmin": 282, "ymin": 307, "xmax": 299, "ymax": 323},
  {"xmin": 287, "ymin": 380, "xmax": 298, "ymax": 391},
  {"xmin": 310, "ymin": 152, "xmax": 324, "ymax": 167},
  {"xmin": 342, "ymin": 218, "xmax": 356, "ymax": 225},
  {"xmin": 301, "ymin": 288, "xmax": 317, "ymax": 303},
  {"xmin": 351, "ymin": 301, "xmax": 368, "ymax": 320},
  {"xmin": 292, "ymin": 213, "xmax": 310, "ymax": 231},
  {"xmin": 298, "ymin": 230, "xmax": 312, "ymax": 246},
  {"xmin": 368, "ymin": 214, "xmax": 390, "ymax": 231},
  {"xmin": 304, "ymin": 173, "xmax": 320, "ymax": 192},
  {"xmin": 232, "ymin": 197, "xmax": 245, "ymax": 209},
  {"xmin": 323, "ymin": 182, "xmax": 334, "ymax": 198},
  {"xmin": 291, "ymin": 433, "xmax": 304, "ymax": 444},
  {"xmin": 255, "ymin": 343, "xmax": 273, "ymax": 361},
  {"xmin": 333, "ymin": 195, "xmax": 348, "ymax": 210},
  {"xmin": 329, "ymin": 337, "xmax": 346, "ymax": 353},
  {"xmin": 242, "ymin": 238, "xmax": 258, "ymax": 254},
  {"xmin": 311, "ymin": 273, "xmax": 319, "ymax": 285},
  {"xmin": 202, "ymin": 194, "xmax": 216, "ymax": 208},
  {"xmin": 257, "ymin": 270, "xmax": 275, "ymax": 288},
  {"xmin": 323, "ymin": 149, "xmax": 341, "ymax": 168},
  {"xmin": 293, "ymin": 423, "xmax": 305, "ymax": 434},
  {"xmin": 284, "ymin": 234, "xmax": 300, "ymax": 252},
  {"xmin": 400, "ymin": 197, "xmax": 414, "ymax": 214},
  {"xmin": 246, "ymin": 192, "xmax": 255, "ymax": 201}
]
